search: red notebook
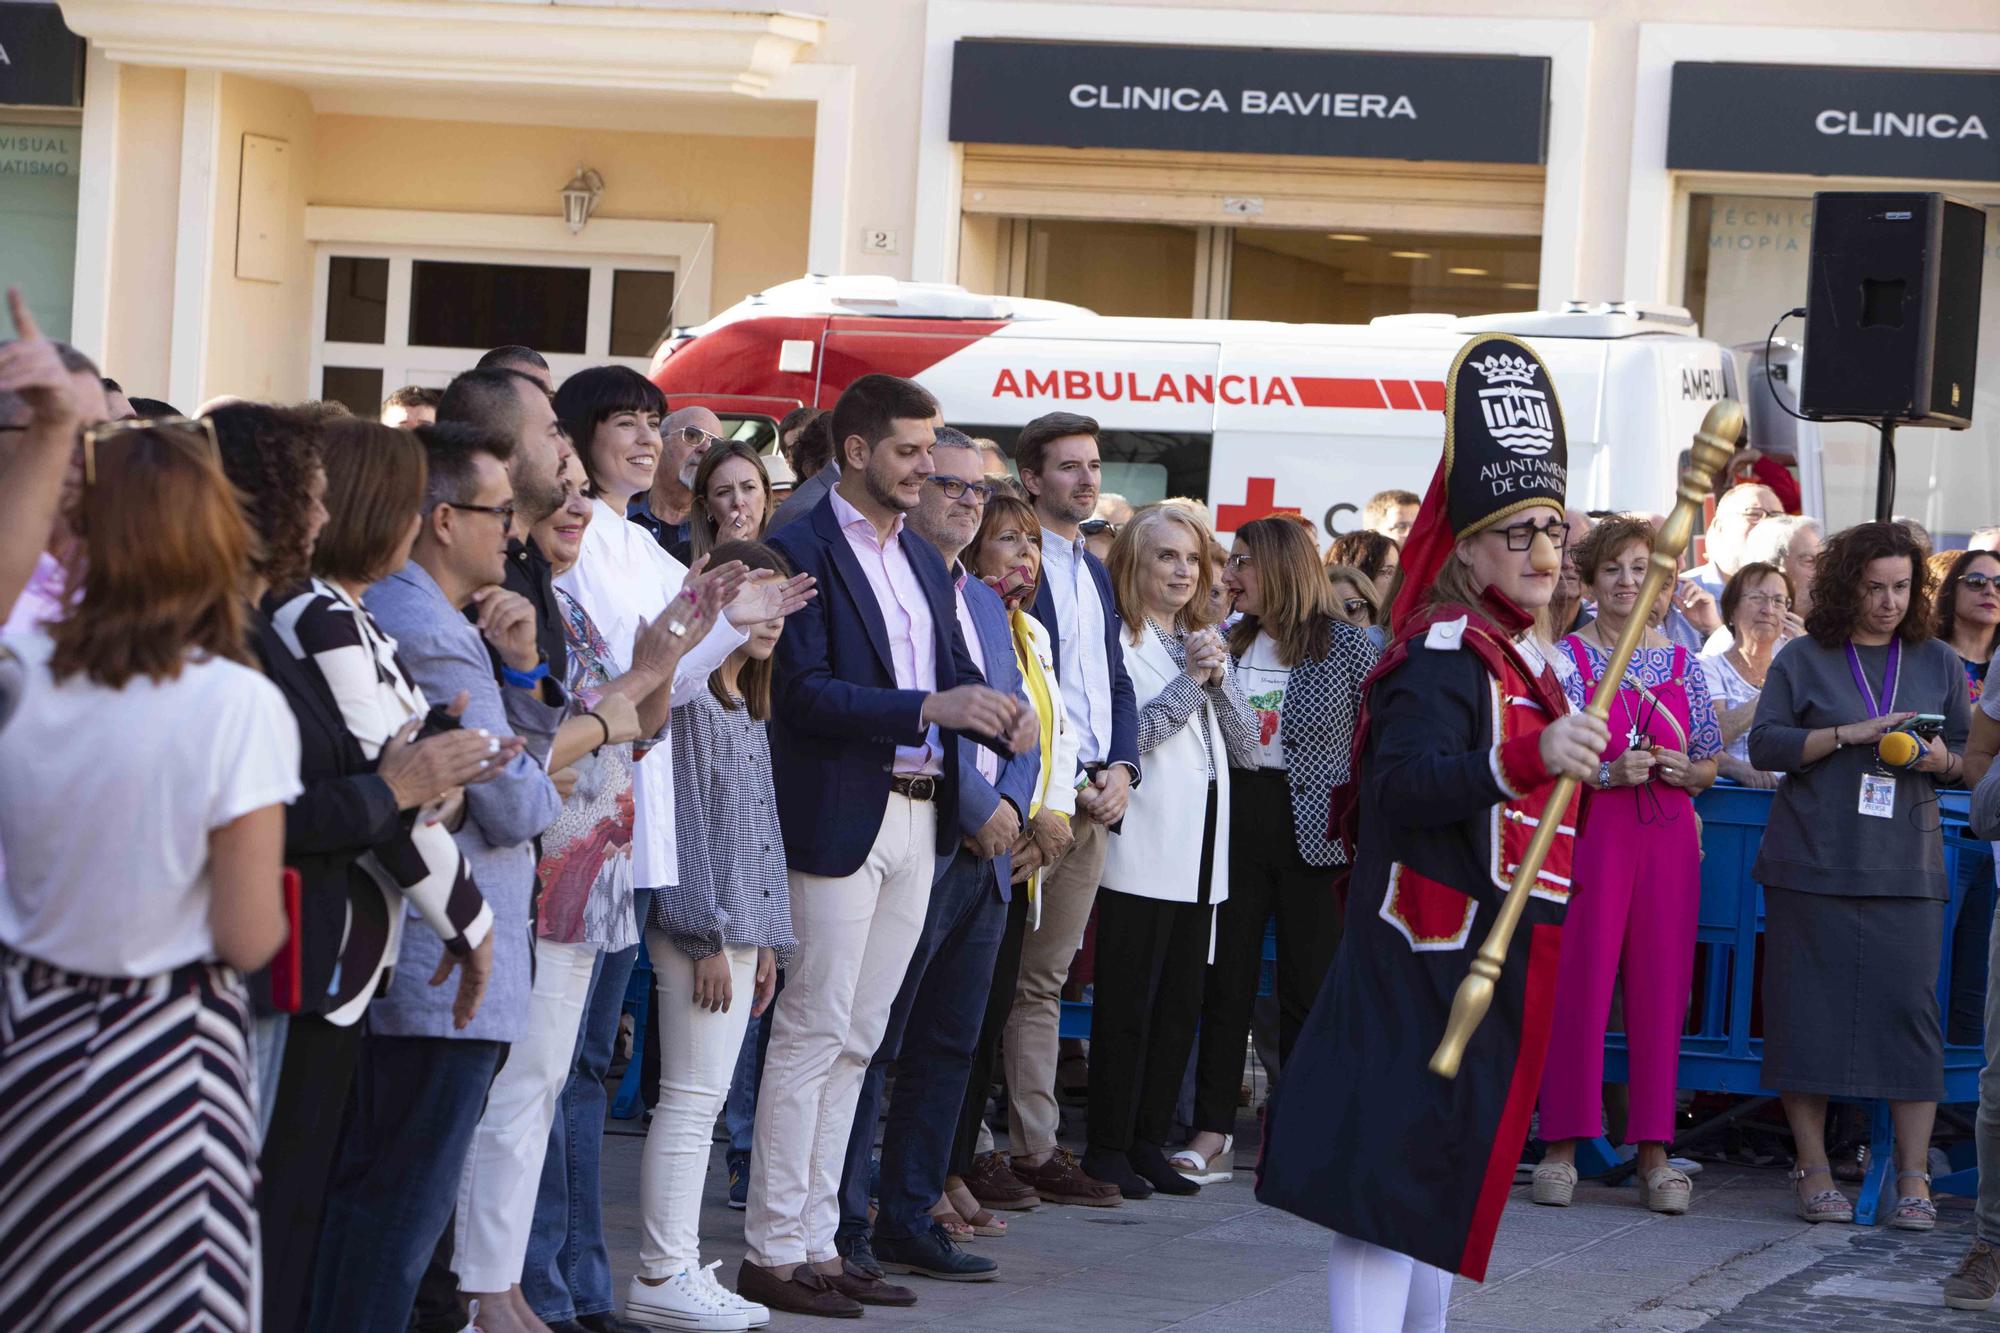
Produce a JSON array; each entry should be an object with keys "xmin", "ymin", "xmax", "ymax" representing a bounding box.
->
[{"xmin": 268, "ymin": 868, "xmax": 303, "ymax": 1013}]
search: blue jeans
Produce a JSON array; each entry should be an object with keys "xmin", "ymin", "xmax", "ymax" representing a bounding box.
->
[
  {"xmin": 726, "ymin": 1005, "xmax": 773, "ymax": 1157},
  {"xmin": 307, "ymin": 1030, "xmax": 504, "ymax": 1333},
  {"xmin": 523, "ymin": 895, "xmax": 649, "ymax": 1323},
  {"xmin": 837, "ymin": 851, "xmax": 1007, "ymax": 1243}
]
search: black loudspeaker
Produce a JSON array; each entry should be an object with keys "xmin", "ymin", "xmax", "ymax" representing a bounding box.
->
[{"xmin": 1801, "ymin": 191, "xmax": 1984, "ymax": 428}]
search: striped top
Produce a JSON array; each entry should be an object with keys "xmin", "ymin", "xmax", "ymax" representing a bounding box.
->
[
  {"xmin": 652, "ymin": 688, "xmax": 797, "ymax": 965},
  {"xmin": 269, "ymin": 579, "xmax": 492, "ymax": 1022}
]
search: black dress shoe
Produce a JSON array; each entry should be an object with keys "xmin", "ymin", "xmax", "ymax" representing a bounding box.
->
[
  {"xmin": 1131, "ymin": 1143, "xmax": 1201, "ymax": 1196},
  {"xmin": 836, "ymin": 1232, "xmax": 885, "ymax": 1278},
  {"xmin": 874, "ymin": 1224, "xmax": 1001, "ymax": 1282},
  {"xmin": 1082, "ymin": 1147, "xmax": 1154, "ymax": 1199}
]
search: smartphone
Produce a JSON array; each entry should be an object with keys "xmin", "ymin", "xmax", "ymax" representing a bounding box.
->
[{"xmin": 1898, "ymin": 713, "xmax": 1947, "ymax": 740}]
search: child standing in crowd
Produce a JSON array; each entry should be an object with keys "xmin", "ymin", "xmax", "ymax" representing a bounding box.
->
[{"xmin": 629, "ymin": 540, "xmax": 797, "ymax": 1332}]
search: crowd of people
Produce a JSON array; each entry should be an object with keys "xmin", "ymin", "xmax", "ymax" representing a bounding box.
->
[{"xmin": 5, "ymin": 277, "xmax": 2000, "ymax": 1332}]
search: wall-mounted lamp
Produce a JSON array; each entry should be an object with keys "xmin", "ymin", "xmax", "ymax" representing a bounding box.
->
[{"xmin": 561, "ymin": 166, "xmax": 604, "ymax": 234}]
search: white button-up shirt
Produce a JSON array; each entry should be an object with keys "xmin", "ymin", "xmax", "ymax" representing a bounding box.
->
[
  {"xmin": 829, "ymin": 487, "xmax": 941, "ymax": 775},
  {"xmin": 952, "ymin": 569, "xmax": 999, "ymax": 785},
  {"xmin": 554, "ymin": 499, "xmax": 746, "ymax": 892},
  {"xmin": 1041, "ymin": 526, "xmax": 1114, "ymax": 767}
]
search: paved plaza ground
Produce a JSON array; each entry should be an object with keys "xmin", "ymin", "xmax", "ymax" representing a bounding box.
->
[{"xmin": 596, "ymin": 1108, "xmax": 2000, "ymax": 1331}]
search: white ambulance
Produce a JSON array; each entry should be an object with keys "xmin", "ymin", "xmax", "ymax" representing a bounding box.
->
[{"xmin": 650, "ymin": 276, "xmax": 1796, "ymax": 540}]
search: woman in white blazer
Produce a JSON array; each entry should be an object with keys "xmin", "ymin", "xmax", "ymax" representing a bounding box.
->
[{"xmin": 1085, "ymin": 504, "xmax": 1257, "ymax": 1200}]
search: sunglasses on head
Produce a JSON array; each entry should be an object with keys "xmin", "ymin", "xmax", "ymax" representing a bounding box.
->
[{"xmin": 82, "ymin": 415, "xmax": 220, "ymax": 487}]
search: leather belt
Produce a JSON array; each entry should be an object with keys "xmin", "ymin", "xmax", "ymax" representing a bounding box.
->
[{"xmin": 889, "ymin": 773, "xmax": 939, "ymax": 802}]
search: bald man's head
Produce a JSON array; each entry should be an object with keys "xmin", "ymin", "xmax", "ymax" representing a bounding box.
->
[{"xmin": 663, "ymin": 405, "xmax": 725, "ymax": 488}]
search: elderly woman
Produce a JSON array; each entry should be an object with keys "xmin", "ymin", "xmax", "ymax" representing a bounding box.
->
[
  {"xmin": 1534, "ymin": 516, "xmax": 1719, "ymax": 1215},
  {"xmin": 1703, "ymin": 561, "xmax": 1794, "ymax": 787},
  {"xmin": 1750, "ymin": 521, "xmax": 1968, "ymax": 1230}
]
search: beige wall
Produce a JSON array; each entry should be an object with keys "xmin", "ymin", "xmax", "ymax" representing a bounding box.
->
[
  {"xmin": 99, "ymin": 63, "xmax": 183, "ymax": 397},
  {"xmin": 309, "ymin": 116, "xmax": 813, "ymax": 312},
  {"xmin": 205, "ymin": 74, "xmax": 316, "ymax": 403}
]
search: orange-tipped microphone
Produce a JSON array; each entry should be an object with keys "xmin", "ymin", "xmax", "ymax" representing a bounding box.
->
[{"xmin": 1877, "ymin": 729, "xmax": 1922, "ymax": 769}]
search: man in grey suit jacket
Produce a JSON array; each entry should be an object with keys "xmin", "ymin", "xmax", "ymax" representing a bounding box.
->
[{"xmin": 310, "ymin": 423, "xmax": 564, "ymax": 1333}]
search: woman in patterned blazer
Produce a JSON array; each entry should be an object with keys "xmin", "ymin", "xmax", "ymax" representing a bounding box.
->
[{"xmin": 1173, "ymin": 516, "xmax": 1379, "ymax": 1185}]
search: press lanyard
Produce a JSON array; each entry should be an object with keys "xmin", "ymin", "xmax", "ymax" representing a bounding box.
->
[{"xmin": 1845, "ymin": 638, "xmax": 1901, "ymax": 719}]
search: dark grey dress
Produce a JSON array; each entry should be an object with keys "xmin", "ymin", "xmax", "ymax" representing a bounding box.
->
[{"xmin": 1748, "ymin": 633, "xmax": 1970, "ymax": 1100}]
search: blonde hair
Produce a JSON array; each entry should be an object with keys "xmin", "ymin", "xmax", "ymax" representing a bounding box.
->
[{"xmin": 1109, "ymin": 504, "xmax": 1217, "ymax": 642}]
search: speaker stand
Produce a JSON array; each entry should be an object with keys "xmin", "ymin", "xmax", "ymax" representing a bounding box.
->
[{"xmin": 1874, "ymin": 419, "xmax": 1898, "ymax": 524}]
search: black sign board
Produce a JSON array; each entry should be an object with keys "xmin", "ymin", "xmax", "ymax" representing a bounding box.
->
[
  {"xmin": 949, "ymin": 39, "xmax": 1550, "ymax": 165},
  {"xmin": 1668, "ymin": 63, "xmax": 2000, "ymax": 183},
  {"xmin": 0, "ymin": 3, "xmax": 85, "ymax": 109}
]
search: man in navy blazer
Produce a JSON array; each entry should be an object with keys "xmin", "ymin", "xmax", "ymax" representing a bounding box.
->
[
  {"xmin": 999, "ymin": 410, "xmax": 1149, "ymax": 1209},
  {"xmin": 748, "ymin": 376, "xmax": 1036, "ymax": 1319},
  {"xmin": 833, "ymin": 429, "xmax": 1039, "ymax": 1287}
]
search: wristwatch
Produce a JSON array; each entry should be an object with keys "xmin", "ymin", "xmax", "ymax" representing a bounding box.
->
[{"xmin": 1597, "ymin": 759, "xmax": 1614, "ymax": 790}]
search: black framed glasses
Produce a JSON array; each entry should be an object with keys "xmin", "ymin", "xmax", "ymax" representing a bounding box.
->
[
  {"xmin": 82, "ymin": 415, "xmax": 220, "ymax": 487},
  {"xmin": 445, "ymin": 499, "xmax": 517, "ymax": 528},
  {"xmin": 1495, "ymin": 517, "xmax": 1570, "ymax": 552},
  {"xmin": 927, "ymin": 475, "xmax": 994, "ymax": 503}
]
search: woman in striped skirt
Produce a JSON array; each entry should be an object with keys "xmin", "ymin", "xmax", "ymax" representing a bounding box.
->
[{"xmin": 0, "ymin": 420, "xmax": 298, "ymax": 1332}]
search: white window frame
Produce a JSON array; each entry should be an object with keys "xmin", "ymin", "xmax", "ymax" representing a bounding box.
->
[{"xmin": 305, "ymin": 207, "xmax": 714, "ymax": 396}]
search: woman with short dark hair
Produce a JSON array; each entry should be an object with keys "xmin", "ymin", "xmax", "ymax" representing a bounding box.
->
[{"xmin": 1750, "ymin": 520, "xmax": 1968, "ymax": 1229}]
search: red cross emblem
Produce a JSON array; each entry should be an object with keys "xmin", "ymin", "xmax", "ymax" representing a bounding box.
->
[{"xmin": 1215, "ymin": 476, "xmax": 1299, "ymax": 532}]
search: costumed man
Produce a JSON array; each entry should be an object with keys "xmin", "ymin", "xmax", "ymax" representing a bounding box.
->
[{"xmin": 1256, "ymin": 335, "xmax": 1610, "ymax": 1332}]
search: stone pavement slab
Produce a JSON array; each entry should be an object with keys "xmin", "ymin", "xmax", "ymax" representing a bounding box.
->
[{"xmin": 597, "ymin": 1120, "xmax": 1989, "ymax": 1331}]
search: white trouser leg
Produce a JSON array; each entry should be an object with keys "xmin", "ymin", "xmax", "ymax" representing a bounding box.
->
[
  {"xmin": 638, "ymin": 938, "xmax": 757, "ymax": 1278},
  {"xmin": 745, "ymin": 796, "xmax": 936, "ymax": 1269},
  {"xmin": 1327, "ymin": 1231, "xmax": 1451, "ymax": 1333},
  {"xmin": 453, "ymin": 936, "xmax": 600, "ymax": 1292}
]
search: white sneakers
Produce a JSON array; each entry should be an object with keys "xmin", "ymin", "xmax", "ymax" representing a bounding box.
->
[{"xmin": 625, "ymin": 1263, "xmax": 771, "ymax": 1332}]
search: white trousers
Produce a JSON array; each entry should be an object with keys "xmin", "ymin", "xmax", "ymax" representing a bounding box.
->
[
  {"xmin": 452, "ymin": 935, "xmax": 598, "ymax": 1291},
  {"xmin": 639, "ymin": 937, "xmax": 757, "ymax": 1277},
  {"xmin": 745, "ymin": 795, "xmax": 936, "ymax": 1269},
  {"xmin": 1327, "ymin": 1231, "xmax": 1451, "ymax": 1333}
]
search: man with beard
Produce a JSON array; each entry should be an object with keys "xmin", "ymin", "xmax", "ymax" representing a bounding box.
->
[
  {"xmin": 998, "ymin": 411, "xmax": 1141, "ymax": 1209},
  {"xmin": 743, "ymin": 375, "xmax": 1034, "ymax": 1318},
  {"xmin": 439, "ymin": 366, "xmax": 572, "ymax": 690}
]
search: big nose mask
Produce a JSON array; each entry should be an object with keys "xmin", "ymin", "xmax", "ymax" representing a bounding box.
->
[{"xmin": 1528, "ymin": 530, "xmax": 1560, "ymax": 574}]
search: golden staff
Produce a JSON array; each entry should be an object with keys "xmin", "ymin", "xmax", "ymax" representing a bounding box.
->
[{"xmin": 1430, "ymin": 398, "xmax": 1745, "ymax": 1078}]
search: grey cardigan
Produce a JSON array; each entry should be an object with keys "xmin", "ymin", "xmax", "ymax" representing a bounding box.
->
[
  {"xmin": 1748, "ymin": 633, "xmax": 1969, "ymax": 900},
  {"xmin": 363, "ymin": 562, "xmax": 563, "ymax": 1042}
]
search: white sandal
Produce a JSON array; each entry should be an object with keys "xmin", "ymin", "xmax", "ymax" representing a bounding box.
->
[
  {"xmin": 1641, "ymin": 1165, "xmax": 1692, "ymax": 1215},
  {"xmin": 1531, "ymin": 1160, "xmax": 1577, "ymax": 1207},
  {"xmin": 1168, "ymin": 1134, "xmax": 1234, "ymax": 1184}
]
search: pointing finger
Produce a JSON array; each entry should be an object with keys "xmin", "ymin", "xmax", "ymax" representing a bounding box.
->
[{"xmin": 7, "ymin": 287, "xmax": 41, "ymax": 342}]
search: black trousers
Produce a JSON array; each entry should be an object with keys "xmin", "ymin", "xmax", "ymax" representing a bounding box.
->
[
  {"xmin": 951, "ymin": 881, "xmax": 1030, "ymax": 1175},
  {"xmin": 1192, "ymin": 767, "xmax": 1344, "ymax": 1134},
  {"xmin": 258, "ymin": 1015, "xmax": 366, "ymax": 1333},
  {"xmin": 1086, "ymin": 781, "xmax": 1217, "ymax": 1155}
]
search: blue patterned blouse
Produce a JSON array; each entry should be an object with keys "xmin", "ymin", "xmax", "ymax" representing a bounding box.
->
[{"xmin": 1557, "ymin": 637, "xmax": 1724, "ymax": 760}]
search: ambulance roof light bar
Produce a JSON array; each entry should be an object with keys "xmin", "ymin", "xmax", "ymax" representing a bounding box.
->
[{"xmin": 742, "ymin": 276, "xmax": 1095, "ymax": 323}]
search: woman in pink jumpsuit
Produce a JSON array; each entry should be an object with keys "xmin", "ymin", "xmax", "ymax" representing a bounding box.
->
[{"xmin": 1533, "ymin": 516, "xmax": 1720, "ymax": 1214}]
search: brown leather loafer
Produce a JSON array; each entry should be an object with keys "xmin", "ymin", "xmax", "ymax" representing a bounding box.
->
[
  {"xmin": 1010, "ymin": 1147, "xmax": 1123, "ymax": 1207},
  {"xmin": 734, "ymin": 1260, "xmax": 863, "ymax": 1319},
  {"xmin": 827, "ymin": 1259, "xmax": 919, "ymax": 1307},
  {"xmin": 965, "ymin": 1151, "xmax": 1040, "ymax": 1211}
]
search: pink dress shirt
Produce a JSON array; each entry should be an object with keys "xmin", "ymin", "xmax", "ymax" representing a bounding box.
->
[{"xmin": 828, "ymin": 487, "xmax": 941, "ymax": 775}]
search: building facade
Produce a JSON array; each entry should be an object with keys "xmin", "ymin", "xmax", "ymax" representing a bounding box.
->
[{"xmin": 15, "ymin": 0, "xmax": 2000, "ymax": 527}]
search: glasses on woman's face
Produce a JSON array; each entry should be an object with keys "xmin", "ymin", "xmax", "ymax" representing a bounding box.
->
[
  {"xmin": 81, "ymin": 415, "xmax": 220, "ymax": 486},
  {"xmin": 1341, "ymin": 597, "xmax": 1372, "ymax": 618},
  {"xmin": 1740, "ymin": 593, "xmax": 1791, "ymax": 610},
  {"xmin": 1495, "ymin": 517, "xmax": 1569, "ymax": 552},
  {"xmin": 1079, "ymin": 518, "xmax": 1119, "ymax": 537},
  {"xmin": 1224, "ymin": 553, "xmax": 1254, "ymax": 572},
  {"xmin": 1960, "ymin": 573, "xmax": 2000, "ymax": 593}
]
